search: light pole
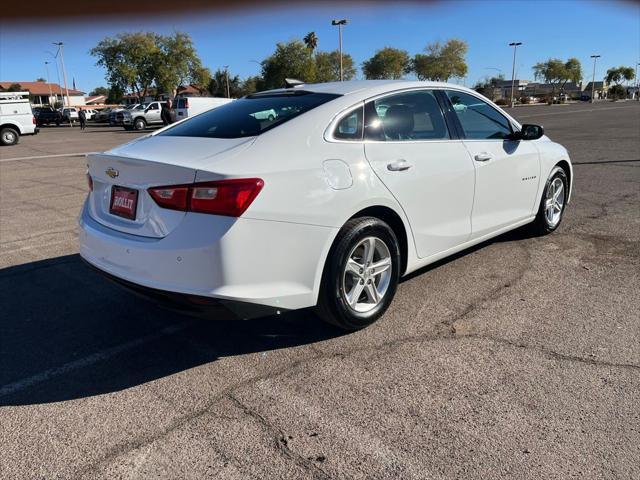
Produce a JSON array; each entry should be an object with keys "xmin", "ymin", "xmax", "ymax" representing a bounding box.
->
[
  {"xmin": 224, "ymin": 65, "xmax": 230, "ymax": 98},
  {"xmin": 331, "ymin": 19, "xmax": 348, "ymax": 81},
  {"xmin": 45, "ymin": 51, "xmax": 63, "ymax": 107},
  {"xmin": 636, "ymin": 63, "xmax": 640, "ymax": 101},
  {"xmin": 590, "ymin": 55, "xmax": 600, "ymax": 103},
  {"xmin": 44, "ymin": 61, "xmax": 53, "ymax": 105},
  {"xmin": 53, "ymin": 42, "xmax": 71, "ymax": 109},
  {"xmin": 509, "ymin": 42, "xmax": 522, "ymax": 108}
]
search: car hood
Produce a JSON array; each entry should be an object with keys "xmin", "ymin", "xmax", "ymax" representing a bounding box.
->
[{"xmin": 106, "ymin": 135, "xmax": 257, "ymax": 170}]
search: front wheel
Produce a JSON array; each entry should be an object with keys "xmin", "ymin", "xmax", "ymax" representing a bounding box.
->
[
  {"xmin": 133, "ymin": 118, "xmax": 146, "ymax": 131},
  {"xmin": 316, "ymin": 217, "xmax": 400, "ymax": 331},
  {"xmin": 529, "ymin": 166, "xmax": 568, "ymax": 235},
  {"xmin": 1, "ymin": 127, "xmax": 19, "ymax": 146}
]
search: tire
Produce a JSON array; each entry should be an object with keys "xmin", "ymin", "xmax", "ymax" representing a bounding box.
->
[
  {"xmin": 316, "ymin": 217, "xmax": 401, "ymax": 330},
  {"xmin": 133, "ymin": 118, "xmax": 146, "ymax": 131},
  {"xmin": 1, "ymin": 127, "xmax": 19, "ymax": 146},
  {"xmin": 529, "ymin": 166, "xmax": 568, "ymax": 235},
  {"xmin": 268, "ymin": 114, "xmax": 275, "ymax": 121}
]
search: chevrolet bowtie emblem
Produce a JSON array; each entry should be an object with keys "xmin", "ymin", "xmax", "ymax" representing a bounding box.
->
[{"xmin": 106, "ymin": 167, "xmax": 119, "ymax": 179}]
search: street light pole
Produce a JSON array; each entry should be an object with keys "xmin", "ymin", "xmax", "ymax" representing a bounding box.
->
[
  {"xmin": 44, "ymin": 61, "xmax": 53, "ymax": 105},
  {"xmin": 45, "ymin": 51, "xmax": 63, "ymax": 107},
  {"xmin": 508, "ymin": 42, "xmax": 522, "ymax": 108},
  {"xmin": 636, "ymin": 62, "xmax": 639, "ymax": 101},
  {"xmin": 590, "ymin": 55, "xmax": 600, "ymax": 103},
  {"xmin": 53, "ymin": 42, "xmax": 70, "ymax": 109},
  {"xmin": 331, "ymin": 19, "xmax": 348, "ymax": 81},
  {"xmin": 224, "ymin": 65, "xmax": 230, "ymax": 98}
]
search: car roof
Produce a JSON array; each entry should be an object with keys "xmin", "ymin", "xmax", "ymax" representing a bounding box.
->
[{"xmin": 260, "ymin": 80, "xmax": 475, "ymax": 98}]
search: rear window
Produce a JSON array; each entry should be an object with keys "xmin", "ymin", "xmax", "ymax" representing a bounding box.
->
[
  {"xmin": 159, "ymin": 91, "xmax": 340, "ymax": 139},
  {"xmin": 175, "ymin": 98, "xmax": 186, "ymax": 109}
]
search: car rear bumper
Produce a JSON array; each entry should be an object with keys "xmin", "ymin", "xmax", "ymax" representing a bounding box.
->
[{"xmin": 78, "ymin": 199, "xmax": 337, "ymax": 311}]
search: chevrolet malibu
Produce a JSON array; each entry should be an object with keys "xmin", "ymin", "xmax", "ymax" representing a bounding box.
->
[{"xmin": 79, "ymin": 80, "xmax": 572, "ymax": 330}]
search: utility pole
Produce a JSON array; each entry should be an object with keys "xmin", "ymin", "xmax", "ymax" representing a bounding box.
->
[
  {"xmin": 331, "ymin": 19, "xmax": 348, "ymax": 81},
  {"xmin": 46, "ymin": 51, "xmax": 63, "ymax": 107},
  {"xmin": 44, "ymin": 61, "xmax": 53, "ymax": 105},
  {"xmin": 224, "ymin": 65, "xmax": 230, "ymax": 98},
  {"xmin": 590, "ymin": 55, "xmax": 600, "ymax": 103},
  {"xmin": 509, "ymin": 42, "xmax": 522, "ymax": 108}
]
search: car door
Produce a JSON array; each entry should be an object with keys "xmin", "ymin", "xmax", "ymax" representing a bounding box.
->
[
  {"xmin": 364, "ymin": 89, "xmax": 475, "ymax": 259},
  {"xmin": 146, "ymin": 102, "xmax": 161, "ymax": 123},
  {"xmin": 444, "ymin": 90, "xmax": 540, "ymax": 239}
]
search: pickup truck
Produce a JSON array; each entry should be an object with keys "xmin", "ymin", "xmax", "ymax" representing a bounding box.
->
[
  {"xmin": 122, "ymin": 101, "xmax": 167, "ymax": 130},
  {"xmin": 33, "ymin": 106, "xmax": 63, "ymax": 126},
  {"xmin": 1, "ymin": 92, "xmax": 38, "ymax": 145}
]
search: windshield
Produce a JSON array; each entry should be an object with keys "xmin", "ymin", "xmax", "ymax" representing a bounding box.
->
[{"xmin": 159, "ymin": 91, "xmax": 340, "ymax": 139}]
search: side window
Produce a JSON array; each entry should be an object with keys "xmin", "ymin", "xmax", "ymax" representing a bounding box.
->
[
  {"xmin": 445, "ymin": 91, "xmax": 513, "ymax": 140},
  {"xmin": 148, "ymin": 103, "xmax": 159, "ymax": 111},
  {"xmin": 333, "ymin": 106, "xmax": 363, "ymax": 140},
  {"xmin": 364, "ymin": 90, "xmax": 449, "ymax": 141}
]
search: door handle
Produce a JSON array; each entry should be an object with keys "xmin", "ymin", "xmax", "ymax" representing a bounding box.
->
[
  {"xmin": 387, "ymin": 159, "xmax": 413, "ymax": 171},
  {"xmin": 474, "ymin": 152, "xmax": 493, "ymax": 162}
]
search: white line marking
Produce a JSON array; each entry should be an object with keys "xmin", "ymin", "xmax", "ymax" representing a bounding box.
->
[
  {"xmin": 0, "ymin": 152, "xmax": 95, "ymax": 163},
  {"xmin": 518, "ymin": 105, "xmax": 637, "ymax": 119},
  {"xmin": 0, "ymin": 320, "xmax": 194, "ymax": 399}
]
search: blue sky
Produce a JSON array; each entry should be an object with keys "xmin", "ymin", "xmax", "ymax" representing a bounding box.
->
[{"xmin": 1, "ymin": 0, "xmax": 638, "ymax": 93}]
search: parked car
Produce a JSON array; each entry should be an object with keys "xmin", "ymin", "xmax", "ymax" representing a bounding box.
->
[
  {"xmin": 83, "ymin": 109, "xmax": 99, "ymax": 120},
  {"xmin": 80, "ymin": 80, "xmax": 573, "ymax": 330},
  {"xmin": 174, "ymin": 97, "xmax": 232, "ymax": 121},
  {"xmin": 62, "ymin": 107, "xmax": 79, "ymax": 122},
  {"xmin": 0, "ymin": 91, "xmax": 38, "ymax": 145},
  {"xmin": 33, "ymin": 105, "xmax": 63, "ymax": 126},
  {"xmin": 93, "ymin": 108, "xmax": 113, "ymax": 123},
  {"xmin": 110, "ymin": 103, "xmax": 147, "ymax": 126},
  {"xmin": 121, "ymin": 101, "xmax": 167, "ymax": 130}
]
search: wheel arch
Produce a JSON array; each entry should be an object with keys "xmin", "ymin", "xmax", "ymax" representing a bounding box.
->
[
  {"xmin": 555, "ymin": 159, "xmax": 572, "ymax": 202},
  {"xmin": 346, "ymin": 205, "xmax": 410, "ymax": 277},
  {"xmin": 1, "ymin": 122, "xmax": 22, "ymax": 134}
]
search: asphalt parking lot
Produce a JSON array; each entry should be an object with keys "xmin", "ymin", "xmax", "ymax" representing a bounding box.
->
[{"xmin": 1, "ymin": 102, "xmax": 639, "ymax": 479}]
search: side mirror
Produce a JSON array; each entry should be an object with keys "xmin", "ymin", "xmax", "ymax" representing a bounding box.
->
[{"xmin": 516, "ymin": 124, "xmax": 544, "ymax": 140}]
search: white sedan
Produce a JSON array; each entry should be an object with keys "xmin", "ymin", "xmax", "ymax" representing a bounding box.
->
[{"xmin": 79, "ymin": 80, "xmax": 572, "ymax": 330}]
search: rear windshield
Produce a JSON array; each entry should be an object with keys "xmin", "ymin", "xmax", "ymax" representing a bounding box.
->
[{"xmin": 159, "ymin": 91, "xmax": 340, "ymax": 139}]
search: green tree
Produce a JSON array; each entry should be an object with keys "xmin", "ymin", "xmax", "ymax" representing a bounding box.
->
[
  {"xmin": 35, "ymin": 77, "xmax": 46, "ymax": 82},
  {"xmin": 533, "ymin": 57, "xmax": 582, "ymax": 100},
  {"xmin": 155, "ymin": 32, "xmax": 210, "ymax": 97},
  {"xmin": 303, "ymin": 32, "xmax": 318, "ymax": 52},
  {"xmin": 90, "ymin": 86, "xmax": 109, "ymax": 96},
  {"xmin": 261, "ymin": 40, "xmax": 317, "ymax": 89},
  {"xmin": 608, "ymin": 84, "xmax": 627, "ymax": 100},
  {"xmin": 605, "ymin": 66, "xmax": 635, "ymax": 86},
  {"xmin": 362, "ymin": 47, "xmax": 411, "ymax": 79},
  {"xmin": 90, "ymin": 32, "xmax": 159, "ymax": 100},
  {"xmin": 6, "ymin": 83, "xmax": 23, "ymax": 92},
  {"xmin": 208, "ymin": 68, "xmax": 242, "ymax": 98},
  {"xmin": 315, "ymin": 50, "xmax": 356, "ymax": 82},
  {"xmin": 412, "ymin": 39, "xmax": 468, "ymax": 81},
  {"xmin": 239, "ymin": 76, "xmax": 263, "ymax": 96},
  {"xmin": 106, "ymin": 85, "xmax": 123, "ymax": 104}
]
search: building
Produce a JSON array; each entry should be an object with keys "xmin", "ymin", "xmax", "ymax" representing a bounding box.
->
[
  {"xmin": 0, "ymin": 81, "xmax": 86, "ymax": 106},
  {"xmin": 582, "ymin": 81, "xmax": 608, "ymax": 100},
  {"xmin": 121, "ymin": 84, "xmax": 208, "ymax": 105}
]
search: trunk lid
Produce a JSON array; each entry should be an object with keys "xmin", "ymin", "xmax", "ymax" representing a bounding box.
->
[{"xmin": 87, "ymin": 135, "xmax": 255, "ymax": 238}]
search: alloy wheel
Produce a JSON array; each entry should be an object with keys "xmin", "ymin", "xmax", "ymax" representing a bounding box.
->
[{"xmin": 545, "ymin": 177, "xmax": 565, "ymax": 228}]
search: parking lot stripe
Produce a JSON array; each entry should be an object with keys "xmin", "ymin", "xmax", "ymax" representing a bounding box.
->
[
  {"xmin": 0, "ymin": 152, "xmax": 94, "ymax": 163},
  {"xmin": 0, "ymin": 320, "xmax": 195, "ymax": 399}
]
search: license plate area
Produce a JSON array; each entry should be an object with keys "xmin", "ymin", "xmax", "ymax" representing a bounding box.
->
[{"xmin": 110, "ymin": 186, "xmax": 138, "ymax": 220}]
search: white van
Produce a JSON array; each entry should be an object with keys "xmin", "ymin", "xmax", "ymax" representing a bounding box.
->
[
  {"xmin": 174, "ymin": 97, "xmax": 232, "ymax": 121},
  {"xmin": 0, "ymin": 92, "xmax": 38, "ymax": 146}
]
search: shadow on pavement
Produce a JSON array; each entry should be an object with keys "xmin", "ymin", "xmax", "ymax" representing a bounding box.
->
[{"xmin": 0, "ymin": 255, "xmax": 343, "ymax": 406}]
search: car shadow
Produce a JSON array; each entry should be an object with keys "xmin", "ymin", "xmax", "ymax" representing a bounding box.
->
[{"xmin": 0, "ymin": 255, "xmax": 344, "ymax": 406}]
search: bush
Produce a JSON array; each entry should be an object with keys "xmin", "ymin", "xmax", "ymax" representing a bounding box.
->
[
  {"xmin": 608, "ymin": 84, "xmax": 626, "ymax": 100},
  {"xmin": 495, "ymin": 98, "xmax": 509, "ymax": 106}
]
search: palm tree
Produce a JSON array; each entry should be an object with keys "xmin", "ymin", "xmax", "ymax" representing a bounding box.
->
[{"xmin": 303, "ymin": 32, "xmax": 318, "ymax": 53}]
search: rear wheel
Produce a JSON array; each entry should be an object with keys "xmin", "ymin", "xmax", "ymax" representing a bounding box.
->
[
  {"xmin": 1, "ymin": 127, "xmax": 19, "ymax": 146},
  {"xmin": 529, "ymin": 166, "xmax": 568, "ymax": 235},
  {"xmin": 316, "ymin": 217, "xmax": 400, "ymax": 331},
  {"xmin": 133, "ymin": 118, "xmax": 147, "ymax": 131}
]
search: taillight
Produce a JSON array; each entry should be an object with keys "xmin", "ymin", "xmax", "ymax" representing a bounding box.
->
[
  {"xmin": 148, "ymin": 179, "xmax": 263, "ymax": 217},
  {"xmin": 184, "ymin": 98, "xmax": 189, "ymax": 109},
  {"xmin": 87, "ymin": 173, "xmax": 93, "ymax": 191},
  {"xmin": 32, "ymin": 116, "xmax": 36, "ymax": 125}
]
